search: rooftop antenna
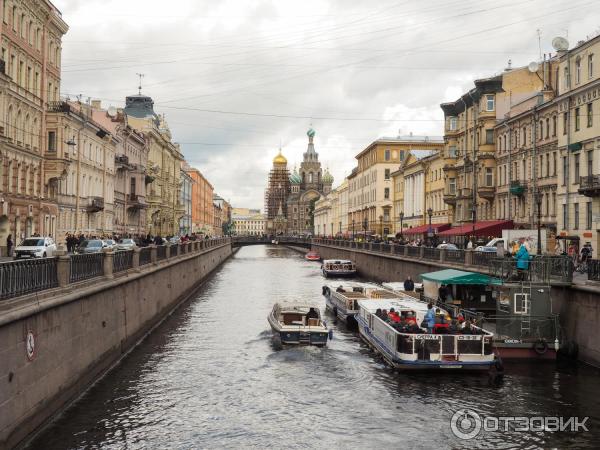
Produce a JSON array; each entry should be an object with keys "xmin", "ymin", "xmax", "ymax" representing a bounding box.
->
[
  {"xmin": 537, "ymin": 29, "xmax": 542, "ymax": 60},
  {"xmin": 136, "ymin": 73, "xmax": 145, "ymax": 95}
]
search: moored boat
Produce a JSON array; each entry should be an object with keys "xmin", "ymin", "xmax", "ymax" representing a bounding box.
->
[
  {"xmin": 321, "ymin": 259, "xmax": 356, "ymax": 278},
  {"xmin": 322, "ymin": 282, "xmax": 394, "ymax": 327},
  {"xmin": 356, "ymin": 296, "xmax": 497, "ymax": 372},
  {"xmin": 268, "ymin": 303, "xmax": 330, "ymax": 347},
  {"xmin": 305, "ymin": 251, "xmax": 321, "ymax": 261}
]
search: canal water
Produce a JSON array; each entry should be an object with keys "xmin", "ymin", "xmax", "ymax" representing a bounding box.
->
[{"xmin": 29, "ymin": 246, "xmax": 599, "ymax": 449}]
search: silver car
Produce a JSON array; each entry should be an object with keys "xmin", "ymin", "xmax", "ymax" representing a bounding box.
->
[
  {"xmin": 77, "ymin": 239, "xmax": 106, "ymax": 253},
  {"xmin": 116, "ymin": 238, "xmax": 137, "ymax": 251}
]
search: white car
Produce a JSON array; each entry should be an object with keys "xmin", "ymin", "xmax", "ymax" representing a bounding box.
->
[
  {"xmin": 14, "ymin": 237, "xmax": 57, "ymax": 259},
  {"xmin": 116, "ymin": 238, "xmax": 137, "ymax": 251},
  {"xmin": 103, "ymin": 239, "xmax": 116, "ymax": 249}
]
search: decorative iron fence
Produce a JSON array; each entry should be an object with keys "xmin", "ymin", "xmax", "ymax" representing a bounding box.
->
[
  {"xmin": 113, "ymin": 250, "xmax": 133, "ymax": 273},
  {"xmin": 472, "ymin": 251, "xmax": 497, "ymax": 267},
  {"xmin": 156, "ymin": 245, "xmax": 167, "ymax": 261},
  {"xmin": 0, "ymin": 258, "xmax": 58, "ymax": 300},
  {"xmin": 381, "ymin": 243, "xmax": 391, "ymax": 253},
  {"xmin": 371, "ymin": 243, "xmax": 381, "ymax": 252},
  {"xmin": 393, "ymin": 245, "xmax": 406, "ymax": 255},
  {"xmin": 70, "ymin": 253, "xmax": 104, "ymax": 283},
  {"xmin": 445, "ymin": 249, "xmax": 465, "ymax": 264},
  {"xmin": 588, "ymin": 259, "xmax": 600, "ymax": 282},
  {"xmin": 407, "ymin": 246, "xmax": 421, "ymax": 257},
  {"xmin": 423, "ymin": 247, "xmax": 440, "ymax": 260},
  {"xmin": 139, "ymin": 247, "xmax": 152, "ymax": 266}
]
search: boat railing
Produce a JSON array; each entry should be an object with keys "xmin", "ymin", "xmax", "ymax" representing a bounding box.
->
[
  {"xmin": 396, "ymin": 331, "xmax": 493, "ymax": 357},
  {"xmin": 483, "ymin": 314, "xmax": 560, "ymax": 342},
  {"xmin": 420, "ymin": 294, "xmax": 484, "ymax": 325}
]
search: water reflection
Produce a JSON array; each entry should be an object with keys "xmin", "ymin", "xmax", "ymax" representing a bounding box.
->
[{"xmin": 29, "ymin": 246, "xmax": 600, "ymax": 449}]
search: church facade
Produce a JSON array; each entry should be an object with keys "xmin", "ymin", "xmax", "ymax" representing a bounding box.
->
[{"xmin": 264, "ymin": 129, "xmax": 333, "ymax": 235}]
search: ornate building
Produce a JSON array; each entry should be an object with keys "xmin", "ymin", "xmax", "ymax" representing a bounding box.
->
[{"xmin": 264, "ymin": 149, "xmax": 289, "ymax": 235}]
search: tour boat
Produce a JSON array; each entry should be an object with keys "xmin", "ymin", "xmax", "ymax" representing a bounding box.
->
[
  {"xmin": 356, "ymin": 296, "xmax": 497, "ymax": 372},
  {"xmin": 321, "ymin": 259, "xmax": 357, "ymax": 278},
  {"xmin": 268, "ymin": 303, "xmax": 330, "ymax": 347},
  {"xmin": 322, "ymin": 282, "xmax": 394, "ymax": 326},
  {"xmin": 305, "ymin": 251, "xmax": 321, "ymax": 261}
]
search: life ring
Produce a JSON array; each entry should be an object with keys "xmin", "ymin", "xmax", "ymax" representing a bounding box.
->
[{"xmin": 533, "ymin": 339, "xmax": 548, "ymax": 355}]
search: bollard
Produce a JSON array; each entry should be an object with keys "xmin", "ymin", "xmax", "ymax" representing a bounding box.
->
[
  {"xmin": 103, "ymin": 251, "xmax": 114, "ymax": 279},
  {"xmin": 440, "ymin": 248, "xmax": 447, "ymax": 264},
  {"xmin": 150, "ymin": 245, "xmax": 157, "ymax": 264},
  {"xmin": 57, "ymin": 255, "xmax": 71, "ymax": 287},
  {"xmin": 419, "ymin": 246, "xmax": 425, "ymax": 258},
  {"xmin": 165, "ymin": 244, "xmax": 171, "ymax": 259},
  {"xmin": 465, "ymin": 249, "xmax": 474, "ymax": 266},
  {"xmin": 132, "ymin": 247, "xmax": 141, "ymax": 270}
]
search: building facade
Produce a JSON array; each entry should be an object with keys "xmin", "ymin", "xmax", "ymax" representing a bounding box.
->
[
  {"xmin": 265, "ymin": 149, "xmax": 290, "ymax": 235},
  {"xmin": 232, "ymin": 212, "xmax": 265, "ymax": 236},
  {"xmin": 186, "ymin": 165, "xmax": 214, "ymax": 235},
  {"xmin": 0, "ymin": 0, "xmax": 68, "ymax": 252},
  {"xmin": 179, "ymin": 167, "xmax": 193, "ymax": 235}
]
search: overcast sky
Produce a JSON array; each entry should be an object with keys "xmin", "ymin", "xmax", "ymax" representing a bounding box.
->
[{"xmin": 53, "ymin": 0, "xmax": 600, "ymax": 209}]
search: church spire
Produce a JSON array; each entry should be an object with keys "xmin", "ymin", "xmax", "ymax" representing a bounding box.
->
[{"xmin": 303, "ymin": 127, "xmax": 318, "ymax": 162}]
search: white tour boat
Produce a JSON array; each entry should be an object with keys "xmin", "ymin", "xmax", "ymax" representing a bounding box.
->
[
  {"xmin": 356, "ymin": 296, "xmax": 497, "ymax": 371},
  {"xmin": 268, "ymin": 303, "xmax": 330, "ymax": 347},
  {"xmin": 321, "ymin": 259, "xmax": 357, "ymax": 278},
  {"xmin": 322, "ymin": 282, "xmax": 394, "ymax": 326}
]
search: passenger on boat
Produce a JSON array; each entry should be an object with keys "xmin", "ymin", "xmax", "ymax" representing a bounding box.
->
[
  {"xmin": 381, "ymin": 309, "xmax": 389, "ymax": 322},
  {"xmin": 433, "ymin": 309, "xmax": 449, "ymax": 334},
  {"xmin": 403, "ymin": 276, "xmax": 415, "ymax": 291},
  {"xmin": 424, "ymin": 303, "xmax": 436, "ymax": 333},
  {"xmin": 388, "ymin": 308, "xmax": 401, "ymax": 323},
  {"xmin": 375, "ymin": 308, "xmax": 383, "ymax": 319},
  {"xmin": 306, "ymin": 308, "xmax": 319, "ymax": 322},
  {"xmin": 461, "ymin": 319, "xmax": 473, "ymax": 334},
  {"xmin": 438, "ymin": 284, "xmax": 449, "ymax": 302},
  {"xmin": 405, "ymin": 311, "xmax": 417, "ymax": 325},
  {"xmin": 336, "ymin": 285, "xmax": 346, "ymax": 293},
  {"xmin": 449, "ymin": 318, "xmax": 461, "ymax": 333}
]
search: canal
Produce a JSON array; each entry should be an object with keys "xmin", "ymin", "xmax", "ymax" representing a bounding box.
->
[{"xmin": 29, "ymin": 246, "xmax": 600, "ymax": 449}]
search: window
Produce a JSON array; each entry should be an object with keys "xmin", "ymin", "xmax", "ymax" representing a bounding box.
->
[
  {"xmin": 588, "ymin": 151, "xmax": 594, "ymax": 177},
  {"xmin": 562, "ymin": 156, "xmax": 567, "ymax": 185},
  {"xmin": 563, "ymin": 66, "xmax": 569, "ymax": 89},
  {"xmin": 539, "ymin": 120, "xmax": 543, "ymax": 140},
  {"xmin": 574, "ymin": 153, "xmax": 580, "ymax": 184},
  {"xmin": 12, "ymin": 6, "xmax": 16, "ymax": 31},
  {"xmin": 563, "ymin": 112, "xmax": 568, "ymax": 135},
  {"xmin": 400, "ymin": 150, "xmax": 404, "ymax": 161},
  {"xmin": 546, "ymin": 154, "xmax": 550, "ymax": 178},
  {"xmin": 589, "ymin": 54, "xmax": 594, "ymax": 79},
  {"xmin": 47, "ymin": 131, "xmax": 56, "ymax": 152},
  {"xmin": 575, "ymin": 107, "xmax": 580, "ymax": 131},
  {"xmin": 384, "ymin": 188, "xmax": 390, "ymax": 199},
  {"xmin": 514, "ymin": 293, "xmax": 530, "ymax": 314},
  {"xmin": 449, "ymin": 178, "xmax": 456, "ymax": 194},
  {"xmin": 575, "ymin": 57, "xmax": 581, "ymax": 84},
  {"xmin": 449, "ymin": 145, "xmax": 457, "ymax": 157},
  {"xmin": 522, "ymin": 126, "xmax": 526, "ymax": 146},
  {"xmin": 485, "ymin": 167, "xmax": 493, "ymax": 187},
  {"xmin": 485, "ymin": 129, "xmax": 494, "ymax": 144},
  {"xmin": 563, "ymin": 204, "xmax": 568, "ymax": 230},
  {"xmin": 449, "ymin": 116, "xmax": 457, "ymax": 130},
  {"xmin": 384, "ymin": 169, "xmax": 390, "ymax": 180},
  {"xmin": 587, "ymin": 103, "xmax": 593, "ymax": 128},
  {"xmin": 545, "ymin": 118, "xmax": 550, "ymax": 138},
  {"xmin": 485, "ymin": 94, "xmax": 495, "ymax": 111},
  {"xmin": 587, "ymin": 202, "xmax": 593, "ymax": 230},
  {"xmin": 384, "ymin": 149, "xmax": 390, "ymax": 161},
  {"xmin": 574, "ymin": 203, "xmax": 579, "ymax": 230},
  {"xmin": 552, "ymin": 115, "xmax": 557, "ymax": 136},
  {"xmin": 130, "ymin": 177, "xmax": 136, "ymax": 196},
  {"xmin": 553, "ymin": 152, "xmax": 557, "ymax": 176}
]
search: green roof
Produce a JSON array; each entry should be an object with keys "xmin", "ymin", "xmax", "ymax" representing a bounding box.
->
[{"xmin": 421, "ymin": 269, "xmax": 502, "ymax": 285}]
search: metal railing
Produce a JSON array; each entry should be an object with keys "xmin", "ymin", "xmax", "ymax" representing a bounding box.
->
[
  {"xmin": 472, "ymin": 251, "xmax": 497, "ymax": 267},
  {"xmin": 407, "ymin": 246, "xmax": 421, "ymax": 257},
  {"xmin": 139, "ymin": 247, "xmax": 152, "ymax": 266},
  {"xmin": 423, "ymin": 247, "xmax": 440, "ymax": 260},
  {"xmin": 0, "ymin": 258, "xmax": 58, "ymax": 299},
  {"xmin": 70, "ymin": 253, "xmax": 104, "ymax": 283},
  {"xmin": 589, "ymin": 259, "xmax": 600, "ymax": 281},
  {"xmin": 156, "ymin": 245, "xmax": 167, "ymax": 261},
  {"xmin": 445, "ymin": 249, "xmax": 465, "ymax": 263},
  {"xmin": 113, "ymin": 250, "xmax": 133, "ymax": 273}
]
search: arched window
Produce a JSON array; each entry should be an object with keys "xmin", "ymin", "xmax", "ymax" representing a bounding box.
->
[
  {"xmin": 16, "ymin": 110, "xmax": 22, "ymax": 144},
  {"xmin": 575, "ymin": 57, "xmax": 581, "ymax": 84},
  {"xmin": 7, "ymin": 105, "xmax": 13, "ymax": 141},
  {"xmin": 24, "ymin": 114, "xmax": 29, "ymax": 147},
  {"xmin": 12, "ymin": 6, "xmax": 17, "ymax": 31},
  {"xmin": 309, "ymin": 172, "xmax": 313, "ymax": 183}
]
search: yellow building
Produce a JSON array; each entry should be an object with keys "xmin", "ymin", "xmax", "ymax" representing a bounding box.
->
[
  {"xmin": 555, "ymin": 35, "xmax": 600, "ymax": 255},
  {"xmin": 313, "ymin": 179, "xmax": 348, "ymax": 237},
  {"xmin": 348, "ymin": 136, "xmax": 444, "ymax": 236},
  {"xmin": 123, "ymin": 94, "xmax": 184, "ymax": 236}
]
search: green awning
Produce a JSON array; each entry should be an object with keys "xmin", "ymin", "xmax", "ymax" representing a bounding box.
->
[{"xmin": 421, "ymin": 269, "xmax": 502, "ymax": 285}]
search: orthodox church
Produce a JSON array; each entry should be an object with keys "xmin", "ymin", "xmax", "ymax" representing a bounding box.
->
[{"xmin": 265, "ymin": 128, "xmax": 333, "ymax": 235}]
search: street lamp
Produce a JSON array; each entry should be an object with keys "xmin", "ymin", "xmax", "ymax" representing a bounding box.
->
[
  {"xmin": 352, "ymin": 219, "xmax": 355, "ymax": 240},
  {"xmin": 399, "ymin": 211, "xmax": 404, "ymax": 240},
  {"xmin": 379, "ymin": 215, "xmax": 383, "ymax": 237},
  {"xmin": 330, "ymin": 222, "xmax": 333, "ymax": 238},
  {"xmin": 363, "ymin": 217, "xmax": 368, "ymax": 238},
  {"xmin": 427, "ymin": 207, "xmax": 433, "ymax": 247},
  {"xmin": 339, "ymin": 221, "xmax": 342, "ymax": 237},
  {"xmin": 536, "ymin": 190, "xmax": 542, "ymax": 255}
]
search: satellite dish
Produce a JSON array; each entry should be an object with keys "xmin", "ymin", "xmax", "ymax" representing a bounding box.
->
[
  {"xmin": 107, "ymin": 106, "xmax": 117, "ymax": 117},
  {"xmin": 552, "ymin": 36, "xmax": 569, "ymax": 51},
  {"xmin": 528, "ymin": 61, "xmax": 539, "ymax": 73}
]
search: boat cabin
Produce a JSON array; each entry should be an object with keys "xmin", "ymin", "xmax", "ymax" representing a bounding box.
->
[{"xmin": 272, "ymin": 303, "xmax": 324, "ymax": 327}]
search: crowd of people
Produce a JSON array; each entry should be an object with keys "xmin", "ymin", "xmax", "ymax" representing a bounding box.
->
[{"xmin": 63, "ymin": 232, "xmax": 217, "ymax": 253}]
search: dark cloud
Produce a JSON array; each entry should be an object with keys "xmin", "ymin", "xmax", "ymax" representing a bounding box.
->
[{"xmin": 54, "ymin": 0, "xmax": 600, "ymax": 208}]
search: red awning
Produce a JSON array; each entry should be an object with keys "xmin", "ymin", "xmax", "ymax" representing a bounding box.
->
[
  {"xmin": 402, "ymin": 223, "xmax": 451, "ymax": 235},
  {"xmin": 437, "ymin": 220, "xmax": 514, "ymax": 237}
]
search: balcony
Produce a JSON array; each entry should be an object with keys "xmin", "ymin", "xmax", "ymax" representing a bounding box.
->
[
  {"xmin": 443, "ymin": 192, "xmax": 456, "ymax": 205},
  {"xmin": 127, "ymin": 193, "xmax": 147, "ymax": 210},
  {"xmin": 87, "ymin": 197, "xmax": 105, "ymax": 212},
  {"xmin": 457, "ymin": 188, "xmax": 472, "ymax": 199},
  {"xmin": 509, "ymin": 180, "xmax": 527, "ymax": 196},
  {"xmin": 115, "ymin": 155, "xmax": 132, "ymax": 170},
  {"xmin": 477, "ymin": 185, "xmax": 496, "ymax": 200},
  {"xmin": 578, "ymin": 175, "xmax": 600, "ymax": 197}
]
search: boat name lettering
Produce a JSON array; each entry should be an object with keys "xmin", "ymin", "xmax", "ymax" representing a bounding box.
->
[
  {"xmin": 457, "ymin": 335, "xmax": 482, "ymax": 341},
  {"xmin": 504, "ymin": 339, "xmax": 522, "ymax": 344},
  {"xmin": 415, "ymin": 335, "xmax": 441, "ymax": 340}
]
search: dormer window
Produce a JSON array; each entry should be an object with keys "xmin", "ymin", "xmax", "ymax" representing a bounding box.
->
[{"xmin": 485, "ymin": 95, "xmax": 495, "ymax": 111}]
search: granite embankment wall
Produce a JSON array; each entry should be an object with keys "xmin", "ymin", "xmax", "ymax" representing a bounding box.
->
[
  {"xmin": 313, "ymin": 243, "xmax": 600, "ymax": 367},
  {"xmin": 0, "ymin": 243, "xmax": 233, "ymax": 450}
]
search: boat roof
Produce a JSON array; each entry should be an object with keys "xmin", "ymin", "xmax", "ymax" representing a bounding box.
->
[
  {"xmin": 382, "ymin": 282, "xmax": 423, "ymax": 291},
  {"xmin": 358, "ymin": 297, "xmax": 431, "ymax": 313},
  {"xmin": 325, "ymin": 281, "xmax": 380, "ymax": 290},
  {"xmin": 421, "ymin": 269, "xmax": 502, "ymax": 285},
  {"xmin": 273, "ymin": 302, "xmax": 320, "ymax": 313},
  {"xmin": 323, "ymin": 259, "xmax": 353, "ymax": 263}
]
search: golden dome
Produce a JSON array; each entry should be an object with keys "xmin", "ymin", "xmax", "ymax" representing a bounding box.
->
[{"xmin": 273, "ymin": 149, "xmax": 287, "ymax": 165}]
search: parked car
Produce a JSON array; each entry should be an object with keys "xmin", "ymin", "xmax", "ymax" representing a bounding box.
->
[
  {"xmin": 436, "ymin": 242, "xmax": 459, "ymax": 250},
  {"xmin": 14, "ymin": 237, "xmax": 57, "ymax": 259},
  {"xmin": 77, "ymin": 239, "xmax": 106, "ymax": 254},
  {"xmin": 103, "ymin": 239, "xmax": 116, "ymax": 250},
  {"xmin": 475, "ymin": 246, "xmax": 499, "ymax": 253},
  {"xmin": 116, "ymin": 238, "xmax": 137, "ymax": 251},
  {"xmin": 168, "ymin": 237, "xmax": 181, "ymax": 244}
]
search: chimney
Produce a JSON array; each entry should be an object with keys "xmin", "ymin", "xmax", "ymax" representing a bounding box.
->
[{"xmin": 91, "ymin": 99, "xmax": 102, "ymax": 110}]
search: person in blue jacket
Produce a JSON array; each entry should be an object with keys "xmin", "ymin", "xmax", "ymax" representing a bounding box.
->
[
  {"xmin": 424, "ymin": 303, "xmax": 436, "ymax": 333},
  {"xmin": 515, "ymin": 238, "xmax": 530, "ymax": 280}
]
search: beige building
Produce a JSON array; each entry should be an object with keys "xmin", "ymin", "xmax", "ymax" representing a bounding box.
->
[
  {"xmin": 124, "ymin": 94, "xmax": 184, "ymax": 236},
  {"xmin": 46, "ymin": 101, "xmax": 116, "ymax": 241},
  {"xmin": 0, "ymin": 0, "xmax": 68, "ymax": 252},
  {"xmin": 348, "ymin": 136, "xmax": 444, "ymax": 236},
  {"xmin": 555, "ymin": 36, "xmax": 600, "ymax": 255},
  {"xmin": 233, "ymin": 212, "xmax": 266, "ymax": 236}
]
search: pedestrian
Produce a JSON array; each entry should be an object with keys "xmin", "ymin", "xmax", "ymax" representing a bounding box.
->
[
  {"xmin": 515, "ymin": 238, "xmax": 530, "ymax": 280},
  {"xmin": 6, "ymin": 234, "xmax": 13, "ymax": 257},
  {"xmin": 424, "ymin": 303, "xmax": 436, "ymax": 333},
  {"xmin": 466, "ymin": 239, "xmax": 473, "ymax": 249},
  {"xmin": 403, "ymin": 275, "xmax": 414, "ymax": 292}
]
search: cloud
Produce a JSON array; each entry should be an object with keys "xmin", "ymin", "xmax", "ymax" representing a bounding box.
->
[{"xmin": 53, "ymin": 0, "xmax": 600, "ymax": 208}]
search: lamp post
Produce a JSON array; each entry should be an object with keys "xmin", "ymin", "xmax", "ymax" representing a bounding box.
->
[
  {"xmin": 352, "ymin": 219, "xmax": 355, "ymax": 240},
  {"xmin": 427, "ymin": 207, "xmax": 433, "ymax": 247},
  {"xmin": 339, "ymin": 221, "xmax": 342, "ymax": 237},
  {"xmin": 363, "ymin": 217, "xmax": 368, "ymax": 239},
  {"xmin": 379, "ymin": 215, "xmax": 383, "ymax": 238},
  {"xmin": 330, "ymin": 222, "xmax": 333, "ymax": 239},
  {"xmin": 536, "ymin": 190, "xmax": 542, "ymax": 255},
  {"xmin": 399, "ymin": 211, "xmax": 404, "ymax": 240}
]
